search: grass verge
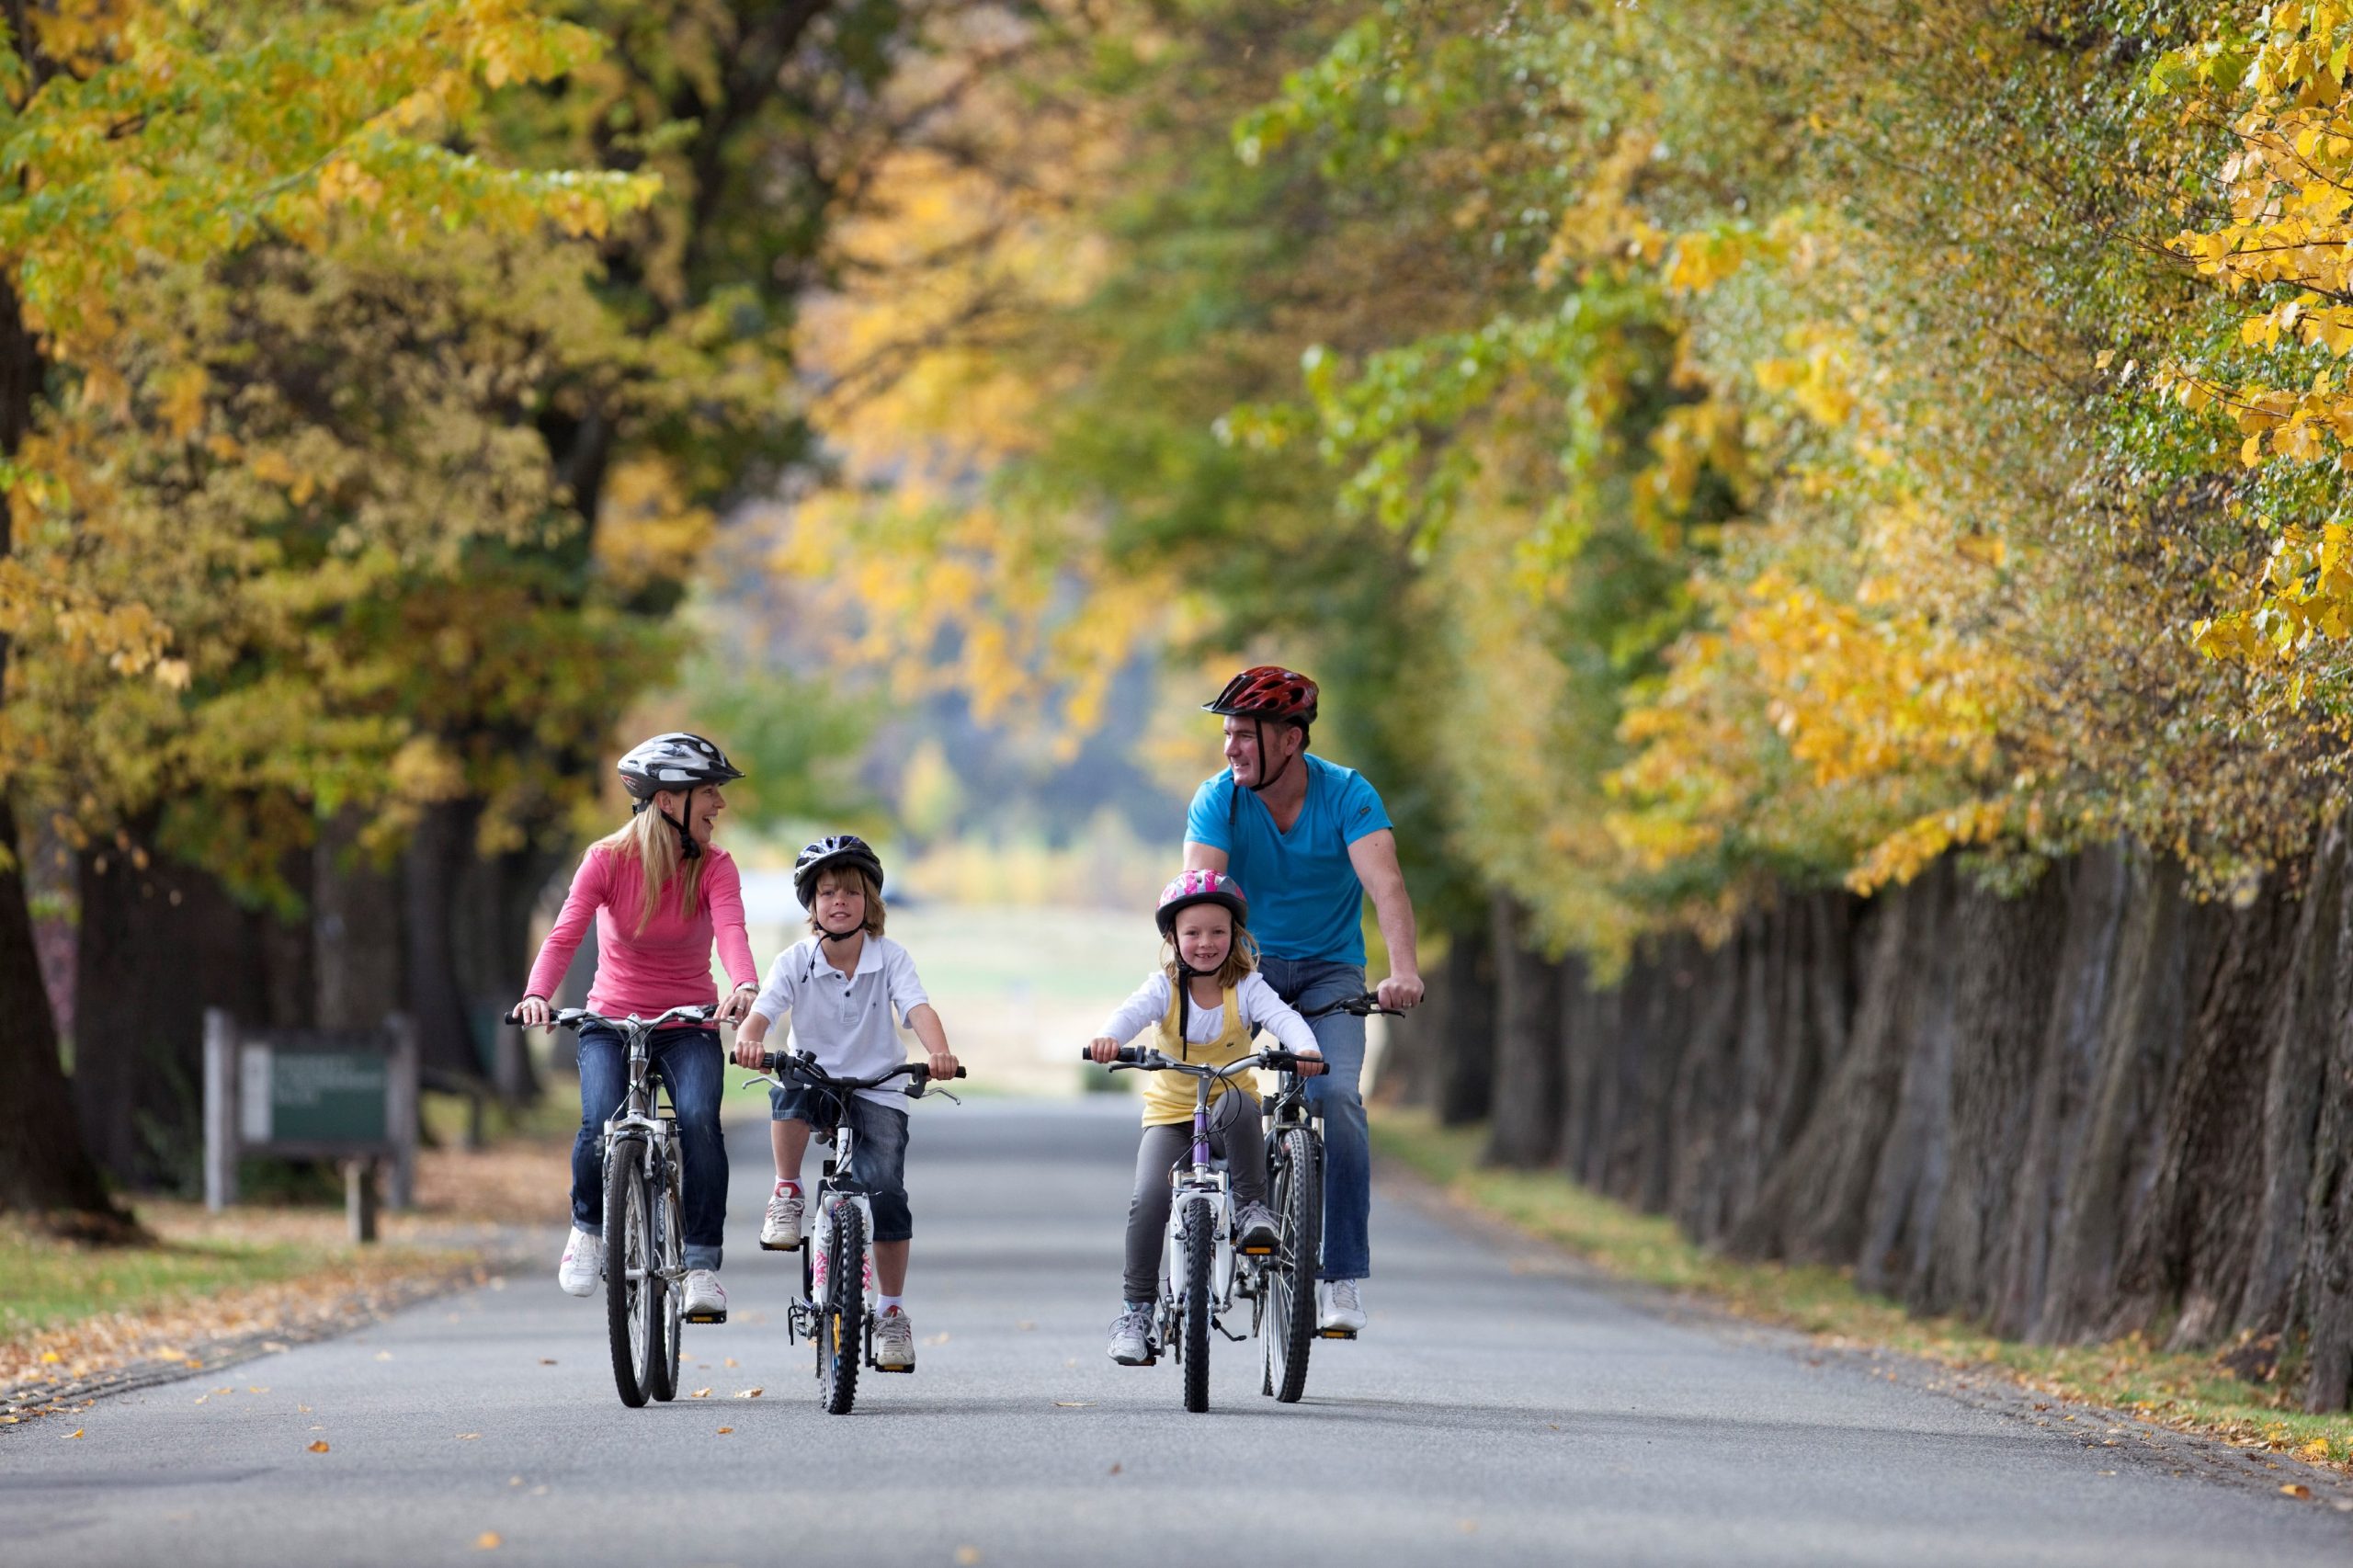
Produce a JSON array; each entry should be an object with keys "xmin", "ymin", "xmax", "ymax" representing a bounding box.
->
[{"xmin": 1373, "ymin": 1108, "xmax": 2353, "ymax": 1471}]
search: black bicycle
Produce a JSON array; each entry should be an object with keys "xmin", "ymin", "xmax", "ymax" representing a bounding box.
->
[
  {"xmin": 1263, "ymin": 989, "xmax": 1399, "ymax": 1394},
  {"xmin": 508, "ymin": 1003, "xmax": 714, "ymax": 1408},
  {"xmin": 746, "ymin": 1049, "xmax": 965, "ymax": 1415}
]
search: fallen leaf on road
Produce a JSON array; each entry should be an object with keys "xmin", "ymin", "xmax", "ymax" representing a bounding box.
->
[
  {"xmin": 539, "ymin": 1358, "xmax": 557, "ymax": 1366},
  {"xmin": 374, "ymin": 1352, "xmax": 392, "ymax": 1361},
  {"xmin": 2281, "ymin": 1483, "xmax": 2313, "ymax": 1499},
  {"xmin": 298, "ymin": 1405, "xmax": 312, "ymax": 1414},
  {"xmin": 1458, "ymin": 1520, "xmax": 1479, "ymax": 1535},
  {"xmin": 456, "ymin": 1434, "xmax": 481, "ymax": 1441},
  {"xmin": 722, "ymin": 1358, "xmax": 739, "ymax": 1368},
  {"xmin": 716, "ymin": 1426, "xmax": 733, "ymax": 1436},
  {"xmin": 508, "ymin": 1477, "xmax": 523, "ymax": 1487},
  {"xmin": 925, "ymin": 1333, "xmax": 949, "ymax": 1346},
  {"xmin": 308, "ymin": 1440, "xmax": 330, "ymax": 1454},
  {"xmin": 213, "ymin": 1386, "xmax": 233, "ymax": 1394},
  {"xmin": 193, "ymin": 1396, "xmax": 207, "ymax": 1404},
  {"xmin": 1108, "ymin": 1462, "xmax": 1122, "ymax": 1475},
  {"xmin": 247, "ymin": 1387, "xmax": 267, "ymax": 1394},
  {"xmin": 1017, "ymin": 1322, "xmax": 1035, "ymax": 1331},
  {"xmin": 733, "ymin": 1388, "xmax": 763, "ymax": 1399},
  {"xmin": 63, "ymin": 1427, "xmax": 84, "ymax": 1439},
  {"xmin": 955, "ymin": 1549, "xmax": 981, "ymax": 1565},
  {"xmin": 474, "ymin": 1532, "xmax": 502, "ymax": 1550},
  {"xmin": 690, "ymin": 1388, "xmax": 711, "ymax": 1399},
  {"xmin": 1052, "ymin": 1401, "xmax": 1094, "ymax": 1408}
]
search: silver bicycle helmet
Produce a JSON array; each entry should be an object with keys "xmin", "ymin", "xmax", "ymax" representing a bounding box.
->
[{"xmin": 618, "ymin": 732, "xmax": 743, "ymax": 859}]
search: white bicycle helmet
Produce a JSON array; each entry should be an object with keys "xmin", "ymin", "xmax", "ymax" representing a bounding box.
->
[{"xmin": 618, "ymin": 733, "xmax": 743, "ymax": 859}]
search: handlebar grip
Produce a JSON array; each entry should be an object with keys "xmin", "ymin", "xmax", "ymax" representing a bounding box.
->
[
  {"xmin": 1080, "ymin": 1048, "xmax": 1142, "ymax": 1065},
  {"xmin": 503, "ymin": 1010, "xmax": 523, "ymax": 1026},
  {"xmin": 759, "ymin": 1050, "xmax": 786, "ymax": 1073},
  {"xmin": 952, "ymin": 1066, "xmax": 969, "ymax": 1078}
]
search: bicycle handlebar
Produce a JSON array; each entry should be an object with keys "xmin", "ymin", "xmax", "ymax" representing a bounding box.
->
[
  {"xmin": 1302, "ymin": 990, "xmax": 1402, "ymax": 1019},
  {"xmin": 503, "ymin": 1003, "xmax": 716, "ymax": 1030},
  {"xmin": 1077, "ymin": 1045, "xmax": 1320, "ymax": 1077},
  {"xmin": 756, "ymin": 1050, "xmax": 967, "ymax": 1096}
]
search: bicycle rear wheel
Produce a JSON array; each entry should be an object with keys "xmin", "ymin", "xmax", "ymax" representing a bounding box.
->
[
  {"xmin": 1179, "ymin": 1195, "xmax": 1214, "ymax": 1414},
  {"xmin": 817, "ymin": 1202, "xmax": 864, "ymax": 1415},
  {"xmin": 602, "ymin": 1137, "xmax": 652, "ymax": 1408},
  {"xmin": 1264, "ymin": 1127, "xmax": 1320, "ymax": 1403},
  {"xmin": 645, "ymin": 1156, "xmax": 684, "ymax": 1402}
]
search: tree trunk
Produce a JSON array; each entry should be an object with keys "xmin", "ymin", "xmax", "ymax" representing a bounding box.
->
[
  {"xmin": 404, "ymin": 799, "xmax": 490, "ymax": 1083},
  {"xmin": 314, "ymin": 807, "xmax": 404, "ymax": 1030},
  {"xmin": 1436, "ymin": 918, "xmax": 1496, "ymax": 1126},
  {"xmin": 1483, "ymin": 895, "xmax": 1561, "ymax": 1167},
  {"xmin": 1991, "ymin": 844, "xmax": 2131, "ymax": 1341}
]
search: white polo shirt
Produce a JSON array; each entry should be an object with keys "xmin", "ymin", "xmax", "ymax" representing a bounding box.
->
[{"xmin": 749, "ymin": 934, "xmax": 932, "ymax": 1109}]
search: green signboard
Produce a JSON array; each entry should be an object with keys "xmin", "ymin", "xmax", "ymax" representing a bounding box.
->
[{"xmin": 238, "ymin": 1045, "xmax": 391, "ymax": 1143}]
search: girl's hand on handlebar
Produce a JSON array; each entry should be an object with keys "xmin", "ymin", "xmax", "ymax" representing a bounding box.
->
[
  {"xmin": 512, "ymin": 995, "xmax": 552, "ymax": 1031},
  {"xmin": 1294, "ymin": 1054, "xmax": 1326, "ymax": 1077},
  {"xmin": 1087, "ymin": 1037, "xmax": 1123, "ymax": 1063}
]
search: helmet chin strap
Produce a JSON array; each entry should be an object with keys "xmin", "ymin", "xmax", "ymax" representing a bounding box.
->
[
  {"xmin": 1247, "ymin": 718, "xmax": 1299, "ymax": 795},
  {"xmin": 817, "ymin": 913, "xmax": 862, "ymax": 943},
  {"xmin": 636, "ymin": 796, "xmax": 703, "ymax": 861}
]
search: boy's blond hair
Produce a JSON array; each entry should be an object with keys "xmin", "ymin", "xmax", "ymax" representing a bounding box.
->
[
  {"xmin": 806, "ymin": 865, "xmax": 886, "ymax": 937},
  {"xmin": 1162, "ymin": 919, "xmax": 1260, "ymax": 991},
  {"xmin": 597, "ymin": 797, "xmax": 705, "ymax": 937}
]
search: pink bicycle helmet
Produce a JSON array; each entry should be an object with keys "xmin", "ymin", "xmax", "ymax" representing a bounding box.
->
[{"xmin": 1156, "ymin": 869, "xmax": 1249, "ymax": 936}]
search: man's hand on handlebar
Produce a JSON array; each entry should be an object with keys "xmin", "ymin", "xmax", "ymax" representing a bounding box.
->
[{"xmin": 1375, "ymin": 973, "xmax": 1425, "ymax": 1011}]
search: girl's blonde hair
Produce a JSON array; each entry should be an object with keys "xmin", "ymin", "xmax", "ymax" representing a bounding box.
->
[
  {"xmin": 1163, "ymin": 917, "xmax": 1260, "ymax": 991},
  {"xmin": 597, "ymin": 793, "xmax": 706, "ymax": 936},
  {"xmin": 806, "ymin": 865, "xmax": 886, "ymax": 937}
]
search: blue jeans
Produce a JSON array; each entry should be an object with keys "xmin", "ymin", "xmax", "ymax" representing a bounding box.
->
[
  {"xmin": 768, "ymin": 1082, "xmax": 915, "ymax": 1243},
  {"xmin": 573, "ymin": 1024, "xmax": 728, "ymax": 1271},
  {"xmin": 1259, "ymin": 956, "xmax": 1370, "ymax": 1280}
]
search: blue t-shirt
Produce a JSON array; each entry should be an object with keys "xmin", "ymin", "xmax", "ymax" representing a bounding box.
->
[{"xmin": 1185, "ymin": 754, "xmax": 1392, "ymax": 965}]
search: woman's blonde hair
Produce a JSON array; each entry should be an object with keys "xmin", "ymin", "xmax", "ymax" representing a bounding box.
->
[
  {"xmin": 806, "ymin": 865, "xmax": 886, "ymax": 937},
  {"xmin": 597, "ymin": 793, "xmax": 706, "ymax": 936},
  {"xmin": 1162, "ymin": 918, "xmax": 1260, "ymax": 991}
]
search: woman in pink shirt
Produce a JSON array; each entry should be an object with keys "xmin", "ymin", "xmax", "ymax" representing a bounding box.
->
[{"xmin": 513, "ymin": 733, "xmax": 759, "ymax": 1322}]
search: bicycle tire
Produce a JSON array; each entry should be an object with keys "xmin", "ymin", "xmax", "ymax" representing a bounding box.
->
[
  {"xmin": 646, "ymin": 1154, "xmax": 685, "ymax": 1402},
  {"xmin": 1180, "ymin": 1195, "xmax": 1213, "ymax": 1414},
  {"xmin": 818, "ymin": 1202, "xmax": 864, "ymax": 1415},
  {"xmin": 1265, "ymin": 1127, "xmax": 1319, "ymax": 1403},
  {"xmin": 602, "ymin": 1137, "xmax": 652, "ymax": 1408}
]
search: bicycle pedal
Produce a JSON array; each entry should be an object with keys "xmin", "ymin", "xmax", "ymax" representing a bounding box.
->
[
  {"xmin": 757, "ymin": 1238, "xmax": 802, "ymax": 1252},
  {"xmin": 1316, "ymin": 1327, "xmax": 1357, "ymax": 1340},
  {"xmin": 1237, "ymin": 1242, "xmax": 1275, "ymax": 1256},
  {"xmin": 684, "ymin": 1309, "xmax": 728, "ymax": 1324},
  {"xmin": 873, "ymin": 1364, "xmax": 916, "ymax": 1374}
]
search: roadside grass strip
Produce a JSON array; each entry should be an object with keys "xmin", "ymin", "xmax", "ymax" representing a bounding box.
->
[{"xmin": 1372, "ymin": 1108, "xmax": 2353, "ymax": 1472}]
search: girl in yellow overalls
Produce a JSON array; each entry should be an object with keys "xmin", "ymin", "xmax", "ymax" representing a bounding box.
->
[{"xmin": 1086, "ymin": 869, "xmax": 1322, "ymax": 1365}]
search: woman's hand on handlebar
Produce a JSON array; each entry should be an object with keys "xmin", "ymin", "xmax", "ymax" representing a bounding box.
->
[
  {"xmin": 1086, "ymin": 1036, "xmax": 1123, "ymax": 1064},
  {"xmin": 512, "ymin": 994, "xmax": 552, "ymax": 1032}
]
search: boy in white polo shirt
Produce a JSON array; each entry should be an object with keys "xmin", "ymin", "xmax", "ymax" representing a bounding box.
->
[{"xmin": 731, "ymin": 835, "xmax": 958, "ymax": 1370}]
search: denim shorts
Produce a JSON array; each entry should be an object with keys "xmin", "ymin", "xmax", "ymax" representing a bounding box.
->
[{"xmin": 770, "ymin": 1082, "xmax": 913, "ymax": 1243}]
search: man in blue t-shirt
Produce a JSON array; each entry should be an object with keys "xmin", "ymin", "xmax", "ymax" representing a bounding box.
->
[{"xmin": 1183, "ymin": 665, "xmax": 1423, "ymax": 1335}]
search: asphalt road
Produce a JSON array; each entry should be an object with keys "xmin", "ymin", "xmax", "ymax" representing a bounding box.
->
[{"xmin": 6, "ymin": 1096, "xmax": 2351, "ymax": 1567}]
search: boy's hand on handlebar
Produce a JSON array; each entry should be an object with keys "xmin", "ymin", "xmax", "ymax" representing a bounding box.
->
[
  {"xmin": 926, "ymin": 1048, "xmax": 961, "ymax": 1081},
  {"xmin": 732, "ymin": 1025, "xmax": 770, "ymax": 1070},
  {"xmin": 1294, "ymin": 1054, "xmax": 1326, "ymax": 1077},
  {"xmin": 1087, "ymin": 1037, "xmax": 1123, "ymax": 1064},
  {"xmin": 1375, "ymin": 973, "xmax": 1425, "ymax": 1011}
]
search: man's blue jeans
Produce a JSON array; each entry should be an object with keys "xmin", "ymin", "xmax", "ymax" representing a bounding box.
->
[
  {"xmin": 572, "ymin": 1024, "xmax": 727, "ymax": 1270},
  {"xmin": 1259, "ymin": 956, "xmax": 1370, "ymax": 1281}
]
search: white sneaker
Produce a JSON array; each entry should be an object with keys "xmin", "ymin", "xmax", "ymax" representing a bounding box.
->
[
  {"xmin": 874, "ymin": 1306, "xmax": 915, "ymax": 1369},
  {"xmin": 1317, "ymin": 1278, "xmax": 1367, "ymax": 1334},
  {"xmin": 761, "ymin": 1184, "xmax": 804, "ymax": 1251},
  {"xmin": 1234, "ymin": 1201, "xmax": 1279, "ymax": 1254},
  {"xmin": 1107, "ymin": 1304, "xmax": 1154, "ymax": 1365},
  {"xmin": 682, "ymin": 1268, "xmax": 726, "ymax": 1323},
  {"xmin": 557, "ymin": 1227, "xmax": 602, "ymax": 1296}
]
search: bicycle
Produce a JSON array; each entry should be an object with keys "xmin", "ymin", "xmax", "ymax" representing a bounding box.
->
[
  {"xmin": 1081, "ymin": 1042, "xmax": 1319, "ymax": 1414},
  {"xmin": 506, "ymin": 1002, "xmax": 717, "ymax": 1409},
  {"xmin": 745, "ymin": 1049, "xmax": 965, "ymax": 1415}
]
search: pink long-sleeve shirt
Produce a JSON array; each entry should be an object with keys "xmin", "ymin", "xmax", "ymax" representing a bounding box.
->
[{"xmin": 525, "ymin": 843, "xmax": 758, "ymax": 1020}]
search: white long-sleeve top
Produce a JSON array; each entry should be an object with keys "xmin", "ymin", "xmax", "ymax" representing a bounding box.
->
[{"xmin": 1096, "ymin": 970, "xmax": 1322, "ymax": 1057}]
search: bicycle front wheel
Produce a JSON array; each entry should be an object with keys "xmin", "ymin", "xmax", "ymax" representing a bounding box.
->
[
  {"xmin": 1180, "ymin": 1195, "xmax": 1214, "ymax": 1414},
  {"xmin": 817, "ymin": 1203, "xmax": 864, "ymax": 1415},
  {"xmin": 602, "ymin": 1137, "xmax": 652, "ymax": 1408},
  {"xmin": 1265, "ymin": 1127, "xmax": 1320, "ymax": 1403},
  {"xmin": 645, "ymin": 1155, "xmax": 685, "ymax": 1402}
]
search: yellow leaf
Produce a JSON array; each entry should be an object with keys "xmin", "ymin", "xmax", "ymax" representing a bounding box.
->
[
  {"xmin": 715, "ymin": 1426, "xmax": 734, "ymax": 1435},
  {"xmin": 64, "ymin": 1427, "xmax": 85, "ymax": 1439},
  {"xmin": 474, "ymin": 1532, "xmax": 503, "ymax": 1550},
  {"xmin": 308, "ymin": 1440, "xmax": 330, "ymax": 1453}
]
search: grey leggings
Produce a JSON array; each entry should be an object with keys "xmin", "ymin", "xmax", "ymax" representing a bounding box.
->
[{"xmin": 1122, "ymin": 1088, "xmax": 1266, "ymax": 1303}]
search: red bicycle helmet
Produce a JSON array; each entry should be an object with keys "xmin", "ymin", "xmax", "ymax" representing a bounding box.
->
[{"xmin": 1203, "ymin": 665, "xmax": 1319, "ymax": 726}]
